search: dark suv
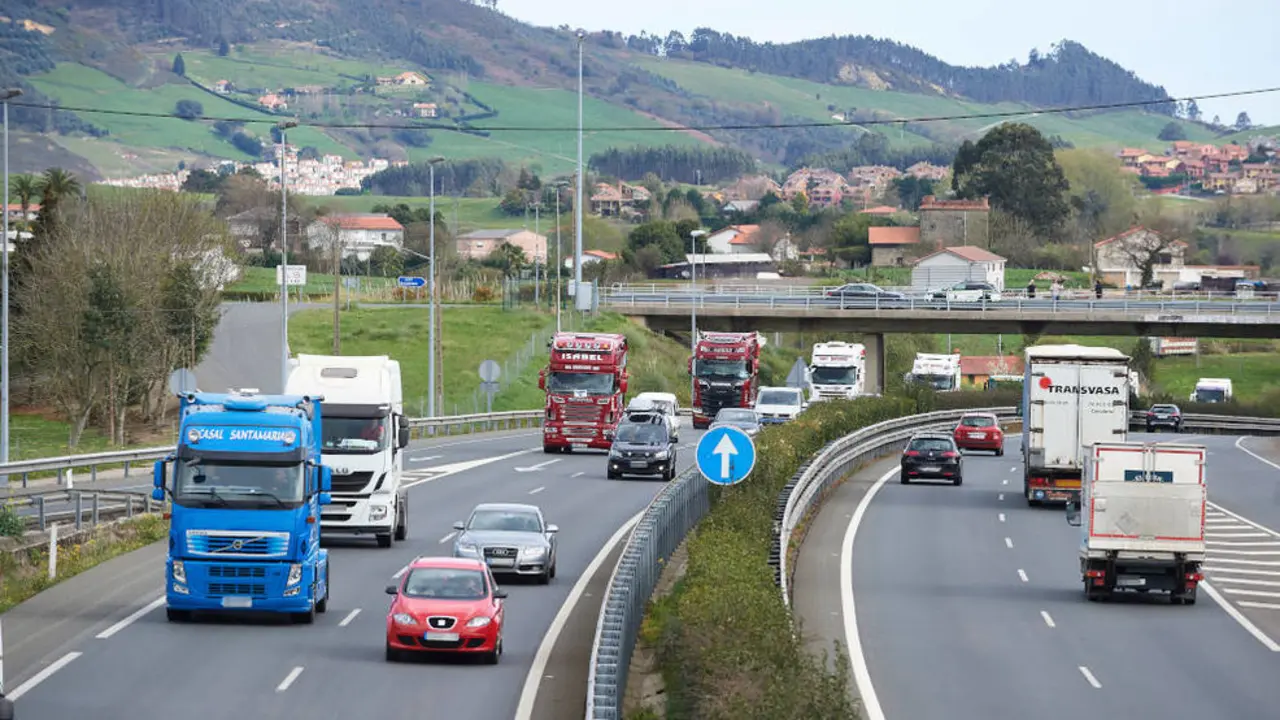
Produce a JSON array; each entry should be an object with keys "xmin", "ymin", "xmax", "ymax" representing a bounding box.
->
[
  {"xmin": 1145, "ymin": 404, "xmax": 1182, "ymax": 432},
  {"xmin": 901, "ymin": 432, "xmax": 963, "ymax": 485},
  {"xmin": 607, "ymin": 414, "xmax": 678, "ymax": 481}
]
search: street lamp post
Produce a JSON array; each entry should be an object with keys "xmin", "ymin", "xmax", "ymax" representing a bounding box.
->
[
  {"xmin": 276, "ymin": 119, "xmax": 297, "ymax": 392},
  {"xmin": 689, "ymin": 229, "xmax": 706, "ymax": 387},
  {"xmin": 573, "ymin": 30, "xmax": 585, "ymax": 316},
  {"xmin": 554, "ymin": 181, "xmax": 567, "ymax": 333},
  {"xmin": 426, "ymin": 156, "xmax": 444, "ymax": 418},
  {"xmin": 1, "ymin": 88, "xmax": 21, "ymax": 469}
]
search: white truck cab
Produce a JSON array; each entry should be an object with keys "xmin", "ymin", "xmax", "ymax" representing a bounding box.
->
[
  {"xmin": 807, "ymin": 341, "xmax": 866, "ymax": 402},
  {"xmin": 754, "ymin": 386, "xmax": 806, "ymax": 425},
  {"xmin": 1190, "ymin": 377, "xmax": 1233, "ymax": 404},
  {"xmin": 286, "ymin": 354, "xmax": 410, "ymax": 548},
  {"xmin": 904, "ymin": 353, "xmax": 962, "ymax": 392},
  {"xmin": 628, "ymin": 392, "xmax": 681, "ymax": 440}
]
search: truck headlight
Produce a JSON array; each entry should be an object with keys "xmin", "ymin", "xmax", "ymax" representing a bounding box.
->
[
  {"xmin": 519, "ymin": 546, "xmax": 547, "ymax": 559},
  {"xmin": 172, "ymin": 560, "xmax": 186, "ymax": 584},
  {"xmin": 369, "ymin": 505, "xmax": 388, "ymax": 521},
  {"xmin": 466, "ymin": 616, "xmax": 492, "ymax": 628},
  {"xmin": 287, "ymin": 563, "xmax": 302, "ymax": 586},
  {"xmin": 392, "ymin": 613, "xmax": 417, "ymax": 625}
]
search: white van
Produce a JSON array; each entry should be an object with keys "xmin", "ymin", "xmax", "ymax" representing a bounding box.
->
[{"xmin": 628, "ymin": 392, "xmax": 682, "ymax": 440}]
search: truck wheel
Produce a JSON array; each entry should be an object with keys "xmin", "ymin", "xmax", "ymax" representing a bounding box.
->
[
  {"xmin": 543, "ymin": 445, "xmax": 555, "ymax": 454},
  {"xmin": 394, "ymin": 501, "xmax": 408, "ymax": 541},
  {"xmin": 376, "ymin": 534, "xmax": 392, "ymax": 549},
  {"xmin": 316, "ymin": 562, "xmax": 330, "ymax": 614},
  {"xmin": 293, "ymin": 597, "xmax": 316, "ymax": 624},
  {"xmin": 166, "ymin": 608, "xmax": 191, "ymax": 623}
]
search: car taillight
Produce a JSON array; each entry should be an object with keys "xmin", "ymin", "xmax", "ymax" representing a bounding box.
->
[
  {"xmin": 905, "ymin": 450, "xmax": 921, "ymax": 456},
  {"xmin": 941, "ymin": 451, "xmax": 959, "ymax": 458},
  {"xmin": 1147, "ymin": 411, "xmax": 1155, "ymax": 417}
]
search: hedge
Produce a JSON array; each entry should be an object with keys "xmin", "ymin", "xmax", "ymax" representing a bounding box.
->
[
  {"xmin": 642, "ymin": 389, "xmax": 1011, "ymax": 720},
  {"xmin": 1134, "ymin": 388, "xmax": 1280, "ymax": 418}
]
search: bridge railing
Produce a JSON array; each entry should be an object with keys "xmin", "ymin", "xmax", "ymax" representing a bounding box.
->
[{"xmin": 605, "ymin": 282, "xmax": 1279, "ymax": 303}]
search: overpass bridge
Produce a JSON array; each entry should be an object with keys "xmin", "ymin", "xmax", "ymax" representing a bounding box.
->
[{"xmin": 599, "ymin": 285, "xmax": 1280, "ymax": 393}]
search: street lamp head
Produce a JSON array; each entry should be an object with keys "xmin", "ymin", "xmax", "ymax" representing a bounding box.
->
[
  {"xmin": 428, "ymin": 156, "xmax": 445, "ymax": 164},
  {"xmin": 576, "ymin": 29, "xmax": 586, "ymax": 40},
  {"xmin": 1, "ymin": 89, "xmax": 21, "ymax": 100},
  {"xmin": 277, "ymin": 119, "xmax": 299, "ymax": 130},
  {"xmin": 690, "ymin": 230, "xmax": 707, "ymax": 238}
]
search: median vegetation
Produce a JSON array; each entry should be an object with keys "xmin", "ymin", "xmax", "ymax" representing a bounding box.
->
[{"xmin": 635, "ymin": 390, "xmax": 1010, "ymax": 720}]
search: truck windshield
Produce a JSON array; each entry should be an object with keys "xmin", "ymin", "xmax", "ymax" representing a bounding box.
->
[
  {"xmin": 811, "ymin": 366, "xmax": 858, "ymax": 385},
  {"xmin": 547, "ymin": 371, "xmax": 614, "ymax": 395},
  {"xmin": 321, "ymin": 416, "xmax": 388, "ymax": 454},
  {"xmin": 1194, "ymin": 388, "xmax": 1227, "ymax": 402},
  {"xmin": 695, "ymin": 360, "xmax": 748, "ymax": 379},
  {"xmin": 173, "ymin": 459, "xmax": 305, "ymax": 507},
  {"xmin": 910, "ymin": 374, "xmax": 955, "ymax": 391}
]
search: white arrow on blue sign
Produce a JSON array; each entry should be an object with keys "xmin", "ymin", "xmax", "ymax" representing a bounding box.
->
[
  {"xmin": 397, "ymin": 276, "xmax": 426, "ymax": 288},
  {"xmin": 695, "ymin": 426, "xmax": 756, "ymax": 486}
]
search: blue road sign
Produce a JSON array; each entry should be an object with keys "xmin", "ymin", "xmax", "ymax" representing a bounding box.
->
[
  {"xmin": 397, "ymin": 276, "xmax": 426, "ymax": 288},
  {"xmin": 695, "ymin": 426, "xmax": 756, "ymax": 486}
]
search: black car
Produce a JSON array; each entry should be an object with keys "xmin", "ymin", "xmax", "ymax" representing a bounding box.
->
[
  {"xmin": 607, "ymin": 415, "xmax": 678, "ymax": 481},
  {"xmin": 1146, "ymin": 403, "xmax": 1182, "ymax": 432},
  {"xmin": 900, "ymin": 433, "xmax": 963, "ymax": 485},
  {"xmin": 825, "ymin": 283, "xmax": 906, "ymax": 301}
]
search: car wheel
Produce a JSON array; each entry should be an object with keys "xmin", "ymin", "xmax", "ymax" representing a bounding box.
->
[
  {"xmin": 385, "ymin": 644, "xmax": 402, "ymax": 662},
  {"xmin": 953, "ymin": 475, "xmax": 963, "ymax": 486},
  {"xmin": 1145, "ymin": 424, "xmax": 1153, "ymax": 433},
  {"xmin": 900, "ymin": 469, "xmax": 910, "ymax": 484},
  {"xmin": 538, "ymin": 566, "xmax": 551, "ymax": 585},
  {"xmin": 485, "ymin": 637, "xmax": 501, "ymax": 665},
  {"xmin": 996, "ymin": 447, "xmax": 1004, "ymax": 457},
  {"xmin": 549, "ymin": 560, "xmax": 557, "ymax": 579},
  {"xmin": 607, "ymin": 470, "xmax": 621, "ymax": 480}
]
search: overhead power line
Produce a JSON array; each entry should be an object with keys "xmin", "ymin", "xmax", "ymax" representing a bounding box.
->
[{"xmin": 8, "ymin": 85, "xmax": 1277, "ymax": 134}]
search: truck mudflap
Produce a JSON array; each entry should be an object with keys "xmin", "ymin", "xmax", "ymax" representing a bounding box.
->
[{"xmin": 1081, "ymin": 553, "xmax": 1203, "ymax": 604}]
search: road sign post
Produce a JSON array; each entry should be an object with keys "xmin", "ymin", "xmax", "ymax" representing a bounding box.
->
[
  {"xmin": 695, "ymin": 426, "xmax": 756, "ymax": 486},
  {"xmin": 478, "ymin": 360, "xmax": 501, "ymax": 430}
]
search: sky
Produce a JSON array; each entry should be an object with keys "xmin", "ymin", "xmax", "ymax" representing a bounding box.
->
[{"xmin": 497, "ymin": 0, "xmax": 1280, "ymax": 127}]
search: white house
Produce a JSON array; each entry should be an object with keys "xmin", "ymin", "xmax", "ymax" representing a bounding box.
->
[
  {"xmin": 1093, "ymin": 226, "xmax": 1187, "ymax": 289},
  {"xmin": 563, "ymin": 249, "xmax": 617, "ymax": 270},
  {"xmin": 706, "ymin": 224, "xmax": 756, "ymax": 254},
  {"xmin": 911, "ymin": 246, "xmax": 1007, "ymax": 293},
  {"xmin": 305, "ymin": 213, "xmax": 405, "ymax": 262}
]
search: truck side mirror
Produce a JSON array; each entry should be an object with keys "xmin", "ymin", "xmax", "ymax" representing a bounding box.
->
[
  {"xmin": 687, "ymin": 357, "xmax": 693, "ymax": 375},
  {"xmin": 318, "ymin": 492, "xmax": 332, "ymax": 506},
  {"xmin": 619, "ymin": 371, "xmax": 629, "ymax": 394},
  {"xmin": 152, "ymin": 460, "xmax": 167, "ymax": 502},
  {"xmin": 1065, "ymin": 500, "xmax": 1082, "ymax": 527},
  {"xmin": 397, "ymin": 415, "xmax": 410, "ymax": 449},
  {"xmin": 320, "ymin": 466, "xmax": 332, "ymax": 492},
  {"xmin": 538, "ymin": 369, "xmax": 547, "ymax": 390}
]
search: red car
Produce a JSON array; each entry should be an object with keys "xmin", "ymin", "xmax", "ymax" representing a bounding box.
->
[
  {"xmin": 385, "ymin": 556, "xmax": 507, "ymax": 664},
  {"xmin": 953, "ymin": 412, "xmax": 1004, "ymax": 455}
]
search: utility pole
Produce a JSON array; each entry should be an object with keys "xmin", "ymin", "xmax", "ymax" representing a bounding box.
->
[
  {"xmin": 554, "ymin": 182, "xmax": 566, "ymax": 332},
  {"xmin": 331, "ymin": 235, "xmax": 341, "ymax": 355},
  {"xmin": 277, "ymin": 119, "xmax": 298, "ymax": 391},
  {"xmin": 1, "ymin": 88, "xmax": 21, "ymax": 469},
  {"xmin": 426, "ymin": 156, "xmax": 444, "ymax": 417},
  {"xmin": 533, "ymin": 202, "xmax": 540, "ymax": 305},
  {"xmin": 574, "ymin": 30, "xmax": 586, "ymax": 320}
]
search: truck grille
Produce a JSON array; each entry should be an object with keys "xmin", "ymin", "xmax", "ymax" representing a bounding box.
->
[
  {"xmin": 561, "ymin": 404, "xmax": 602, "ymax": 423},
  {"xmin": 207, "ymin": 582, "xmax": 267, "ymax": 597},
  {"xmin": 186, "ymin": 530, "xmax": 289, "ymax": 557},
  {"xmin": 208, "ymin": 565, "xmax": 266, "ymax": 579},
  {"xmin": 329, "ymin": 471, "xmax": 374, "ymax": 494}
]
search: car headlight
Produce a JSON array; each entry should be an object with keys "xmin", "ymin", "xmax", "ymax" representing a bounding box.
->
[
  {"xmin": 287, "ymin": 563, "xmax": 302, "ymax": 586},
  {"xmin": 520, "ymin": 546, "xmax": 547, "ymax": 559},
  {"xmin": 172, "ymin": 560, "xmax": 186, "ymax": 584},
  {"xmin": 653, "ymin": 450, "xmax": 669, "ymax": 460},
  {"xmin": 392, "ymin": 613, "xmax": 417, "ymax": 625},
  {"xmin": 368, "ymin": 505, "xmax": 388, "ymax": 521},
  {"xmin": 466, "ymin": 616, "xmax": 492, "ymax": 628},
  {"xmin": 455, "ymin": 543, "xmax": 479, "ymax": 556}
]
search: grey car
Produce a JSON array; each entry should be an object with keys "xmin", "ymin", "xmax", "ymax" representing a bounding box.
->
[
  {"xmin": 452, "ymin": 503, "xmax": 558, "ymax": 584},
  {"xmin": 709, "ymin": 407, "xmax": 761, "ymax": 437}
]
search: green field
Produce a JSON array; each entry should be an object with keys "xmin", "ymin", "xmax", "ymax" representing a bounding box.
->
[
  {"xmin": 304, "ymin": 195, "xmax": 531, "ymax": 231},
  {"xmin": 28, "ymin": 63, "xmax": 353, "ymax": 160},
  {"xmin": 629, "ymin": 56, "xmax": 1215, "ymax": 151},
  {"xmin": 1153, "ymin": 353, "xmax": 1280, "ymax": 398},
  {"xmin": 1212, "ymin": 125, "xmax": 1279, "ymax": 145},
  {"xmin": 174, "ymin": 46, "xmax": 405, "ymax": 93},
  {"xmin": 8, "ymin": 411, "xmax": 164, "ymax": 463}
]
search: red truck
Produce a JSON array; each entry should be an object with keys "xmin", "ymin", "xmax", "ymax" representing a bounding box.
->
[
  {"xmin": 538, "ymin": 332, "xmax": 630, "ymax": 453},
  {"xmin": 689, "ymin": 331, "xmax": 766, "ymax": 429}
]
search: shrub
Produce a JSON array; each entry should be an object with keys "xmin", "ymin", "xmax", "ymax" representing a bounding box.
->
[{"xmin": 472, "ymin": 285, "xmax": 496, "ymax": 303}]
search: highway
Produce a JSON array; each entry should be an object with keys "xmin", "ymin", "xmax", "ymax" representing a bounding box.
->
[
  {"xmin": 793, "ymin": 432, "xmax": 1280, "ymax": 720},
  {"xmin": 196, "ymin": 302, "xmax": 326, "ymax": 395},
  {"xmin": 5, "ymin": 427, "xmax": 705, "ymax": 719}
]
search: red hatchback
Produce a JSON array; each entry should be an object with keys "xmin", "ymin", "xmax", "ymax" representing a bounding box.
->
[
  {"xmin": 954, "ymin": 412, "xmax": 1004, "ymax": 455},
  {"xmin": 385, "ymin": 557, "xmax": 507, "ymax": 664}
]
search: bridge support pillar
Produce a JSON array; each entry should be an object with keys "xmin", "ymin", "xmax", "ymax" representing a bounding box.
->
[{"xmin": 864, "ymin": 333, "xmax": 886, "ymax": 396}]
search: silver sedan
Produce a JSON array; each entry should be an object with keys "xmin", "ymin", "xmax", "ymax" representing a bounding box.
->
[{"xmin": 452, "ymin": 502, "xmax": 559, "ymax": 584}]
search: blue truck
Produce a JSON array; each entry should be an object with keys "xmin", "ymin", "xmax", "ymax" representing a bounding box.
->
[{"xmin": 152, "ymin": 389, "xmax": 333, "ymax": 623}]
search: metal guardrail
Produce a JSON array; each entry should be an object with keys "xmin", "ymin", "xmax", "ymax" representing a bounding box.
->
[
  {"xmin": 4, "ymin": 490, "xmax": 157, "ymax": 532},
  {"xmin": 1128, "ymin": 410, "xmax": 1280, "ymax": 435}
]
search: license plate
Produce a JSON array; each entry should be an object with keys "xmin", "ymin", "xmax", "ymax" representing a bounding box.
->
[
  {"xmin": 968, "ymin": 432, "xmax": 985, "ymax": 438},
  {"xmin": 920, "ymin": 466, "xmax": 940, "ymax": 473},
  {"xmin": 425, "ymin": 631, "xmax": 460, "ymax": 642},
  {"xmin": 487, "ymin": 558, "xmax": 515, "ymax": 567},
  {"xmin": 221, "ymin": 596, "xmax": 253, "ymax": 608},
  {"xmin": 630, "ymin": 461, "xmax": 647, "ymax": 468},
  {"xmin": 1117, "ymin": 577, "xmax": 1146, "ymax": 587}
]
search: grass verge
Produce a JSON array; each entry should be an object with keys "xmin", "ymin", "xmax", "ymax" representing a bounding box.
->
[
  {"xmin": 642, "ymin": 389, "xmax": 1014, "ymax": 719},
  {"xmin": 0, "ymin": 514, "xmax": 167, "ymax": 613}
]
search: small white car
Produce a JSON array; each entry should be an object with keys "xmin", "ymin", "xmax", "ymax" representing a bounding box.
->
[
  {"xmin": 933, "ymin": 281, "xmax": 1002, "ymax": 303},
  {"xmin": 628, "ymin": 392, "xmax": 682, "ymax": 440},
  {"xmin": 753, "ymin": 386, "xmax": 806, "ymax": 425}
]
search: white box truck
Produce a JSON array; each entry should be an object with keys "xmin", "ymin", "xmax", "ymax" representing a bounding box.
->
[
  {"xmin": 904, "ymin": 353, "xmax": 961, "ymax": 392},
  {"xmin": 807, "ymin": 341, "xmax": 866, "ymax": 402},
  {"xmin": 1022, "ymin": 344, "xmax": 1131, "ymax": 506},
  {"xmin": 286, "ymin": 354, "xmax": 410, "ymax": 547},
  {"xmin": 1065, "ymin": 442, "xmax": 1206, "ymax": 604}
]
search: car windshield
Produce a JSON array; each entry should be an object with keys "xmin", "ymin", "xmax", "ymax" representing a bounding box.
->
[
  {"xmin": 759, "ymin": 390, "xmax": 801, "ymax": 406},
  {"xmin": 173, "ymin": 459, "xmax": 305, "ymax": 507},
  {"xmin": 810, "ymin": 366, "xmax": 859, "ymax": 385},
  {"xmin": 468, "ymin": 510, "xmax": 542, "ymax": 533},
  {"xmin": 547, "ymin": 371, "xmax": 614, "ymax": 395},
  {"xmin": 616, "ymin": 423, "xmax": 668, "ymax": 444},
  {"xmin": 401, "ymin": 568, "xmax": 488, "ymax": 600},
  {"xmin": 695, "ymin": 359, "xmax": 748, "ymax": 379},
  {"xmin": 909, "ymin": 438, "xmax": 953, "ymax": 452},
  {"xmin": 715, "ymin": 409, "xmax": 757, "ymax": 424},
  {"xmin": 960, "ymin": 416, "xmax": 996, "ymax": 427},
  {"xmin": 321, "ymin": 416, "xmax": 388, "ymax": 453}
]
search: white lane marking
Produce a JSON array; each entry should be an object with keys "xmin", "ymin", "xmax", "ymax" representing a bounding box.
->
[
  {"xmin": 514, "ymin": 459, "xmax": 562, "ymax": 473},
  {"xmin": 393, "ymin": 565, "xmax": 408, "ymax": 578},
  {"xmin": 1210, "ymin": 558, "xmax": 1280, "ymax": 567},
  {"xmin": 416, "ymin": 432, "xmax": 539, "ymax": 450},
  {"xmin": 1209, "ymin": 549, "xmax": 1280, "ymax": 556},
  {"xmin": 998, "ymin": 513, "xmax": 1006, "ymax": 523},
  {"xmin": 1201, "ymin": 580, "xmax": 1280, "ymax": 651},
  {"xmin": 439, "ymin": 532, "xmax": 456, "ymax": 544},
  {"xmin": 276, "ymin": 666, "xmax": 304, "ymax": 692},
  {"xmin": 1224, "ymin": 588, "xmax": 1280, "ymax": 599},
  {"xmin": 513, "ymin": 507, "xmax": 646, "ymax": 720},
  {"xmin": 998, "ymin": 493, "xmax": 1004, "ymax": 501},
  {"xmin": 1216, "ymin": 577, "xmax": 1280, "ymax": 588},
  {"xmin": 1009, "ymin": 467, "xmax": 1017, "ymax": 473},
  {"xmin": 1208, "ymin": 541, "xmax": 1280, "ymax": 547},
  {"xmin": 1018, "ymin": 569, "xmax": 1029, "ymax": 583},
  {"xmin": 1004, "ymin": 537, "xmax": 1014, "ymax": 549},
  {"xmin": 402, "ymin": 448, "xmax": 540, "ymax": 489},
  {"xmin": 1238, "ymin": 601, "xmax": 1280, "ymax": 610},
  {"xmin": 571, "ymin": 472, "xmax": 585, "ymax": 478},
  {"xmin": 1235, "ymin": 436, "xmax": 1280, "ymax": 471},
  {"xmin": 1078, "ymin": 666, "xmax": 1102, "ymax": 689},
  {"xmin": 96, "ymin": 596, "xmax": 166, "ymax": 639},
  {"xmin": 1208, "ymin": 502, "xmax": 1280, "ymax": 539},
  {"xmin": 7, "ymin": 651, "xmax": 82, "ymax": 700},
  {"xmin": 529, "ymin": 486, "xmax": 545, "ymax": 495},
  {"xmin": 1211, "ymin": 568, "xmax": 1280, "ymax": 577},
  {"xmin": 412, "ymin": 454, "xmax": 442, "ymax": 462},
  {"xmin": 840, "ymin": 466, "xmax": 899, "ymax": 720},
  {"xmin": 338, "ymin": 609, "xmax": 361, "ymax": 627},
  {"xmin": 1001, "ymin": 479, "xmax": 1008, "ymax": 485},
  {"xmin": 1040, "ymin": 611, "xmax": 1056, "ymax": 628}
]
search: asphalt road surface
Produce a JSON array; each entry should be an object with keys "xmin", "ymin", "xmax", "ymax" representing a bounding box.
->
[
  {"xmin": 195, "ymin": 302, "xmax": 326, "ymax": 395},
  {"xmin": 4, "ymin": 428, "xmax": 705, "ymax": 720},
  {"xmin": 794, "ymin": 431, "xmax": 1280, "ymax": 720}
]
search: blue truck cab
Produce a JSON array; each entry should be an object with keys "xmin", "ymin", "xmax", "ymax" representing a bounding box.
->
[{"xmin": 152, "ymin": 389, "xmax": 333, "ymax": 624}]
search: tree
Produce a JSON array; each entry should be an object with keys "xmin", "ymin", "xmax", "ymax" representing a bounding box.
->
[
  {"xmin": 892, "ymin": 175, "xmax": 935, "ymax": 211},
  {"xmin": 7, "ymin": 174, "xmax": 38, "ymax": 231},
  {"xmin": 626, "ymin": 221, "xmax": 684, "ymax": 263},
  {"xmin": 1106, "ymin": 227, "xmax": 1183, "ymax": 288},
  {"xmin": 175, "ymin": 99, "xmax": 203, "ymax": 120},
  {"xmin": 1235, "ymin": 112, "xmax": 1253, "ymax": 131},
  {"xmin": 368, "ymin": 246, "xmax": 404, "ymax": 277},
  {"xmin": 488, "ymin": 242, "xmax": 526, "ymax": 277},
  {"xmin": 1055, "ymin": 149, "xmax": 1140, "ymax": 243},
  {"xmin": 790, "ymin": 191, "xmax": 809, "ymax": 215},
  {"xmin": 952, "ymin": 122, "xmax": 1071, "ymax": 238},
  {"xmin": 173, "ymin": 53, "xmax": 186, "ymax": 76},
  {"xmin": 217, "ymin": 39, "xmax": 230, "ymax": 57},
  {"xmin": 1186, "ymin": 100, "xmax": 1202, "ymax": 122},
  {"xmin": 1157, "ymin": 122, "xmax": 1186, "ymax": 142}
]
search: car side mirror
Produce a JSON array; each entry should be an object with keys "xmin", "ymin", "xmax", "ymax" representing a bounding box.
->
[
  {"xmin": 546, "ymin": 524, "xmax": 559, "ymax": 534},
  {"xmin": 385, "ymin": 585, "xmax": 398, "ymax": 595},
  {"xmin": 453, "ymin": 521, "xmax": 465, "ymax": 531},
  {"xmin": 1065, "ymin": 500, "xmax": 1082, "ymax": 527},
  {"xmin": 493, "ymin": 589, "xmax": 508, "ymax": 599},
  {"xmin": 320, "ymin": 466, "xmax": 332, "ymax": 492},
  {"xmin": 397, "ymin": 415, "xmax": 410, "ymax": 449}
]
